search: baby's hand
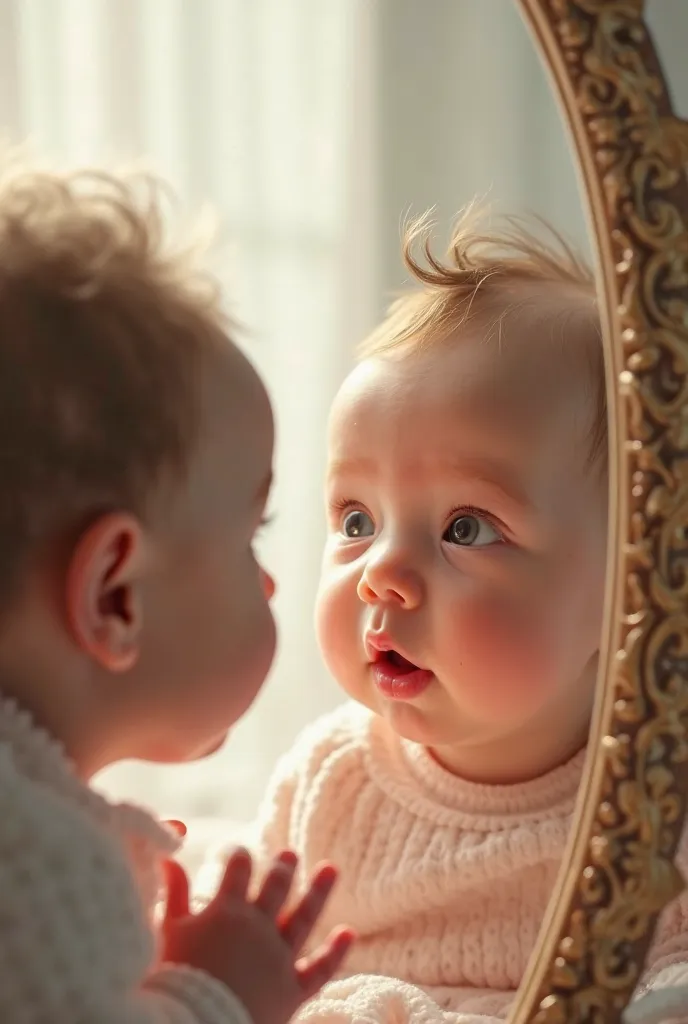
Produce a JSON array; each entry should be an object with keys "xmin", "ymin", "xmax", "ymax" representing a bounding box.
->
[{"xmin": 161, "ymin": 848, "xmax": 354, "ymax": 1024}]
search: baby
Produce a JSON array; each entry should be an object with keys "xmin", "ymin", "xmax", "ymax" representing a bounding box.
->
[
  {"xmin": 0, "ymin": 157, "xmax": 353, "ymax": 1023},
  {"xmin": 200, "ymin": 208, "xmax": 688, "ymax": 1024}
]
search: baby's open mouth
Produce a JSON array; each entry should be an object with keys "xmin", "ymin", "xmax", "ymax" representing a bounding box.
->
[
  {"xmin": 370, "ymin": 645, "xmax": 433, "ymax": 700},
  {"xmin": 376, "ymin": 649, "xmax": 421, "ymax": 675}
]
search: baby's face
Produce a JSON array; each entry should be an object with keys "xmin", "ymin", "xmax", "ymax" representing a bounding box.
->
[
  {"xmin": 316, "ymin": 332, "xmax": 608, "ymax": 780},
  {"xmin": 131, "ymin": 342, "xmax": 277, "ymax": 764}
]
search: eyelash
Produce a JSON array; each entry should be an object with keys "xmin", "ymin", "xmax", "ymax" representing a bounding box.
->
[
  {"xmin": 444, "ymin": 505, "xmax": 507, "ymax": 543},
  {"xmin": 446, "ymin": 504, "xmax": 497, "ymax": 526},
  {"xmin": 329, "ymin": 497, "xmax": 366, "ymax": 523},
  {"xmin": 330, "ymin": 497, "xmax": 359, "ymax": 514}
]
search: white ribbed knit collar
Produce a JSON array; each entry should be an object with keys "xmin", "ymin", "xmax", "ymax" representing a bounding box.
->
[{"xmin": 359, "ymin": 705, "xmax": 586, "ymax": 829}]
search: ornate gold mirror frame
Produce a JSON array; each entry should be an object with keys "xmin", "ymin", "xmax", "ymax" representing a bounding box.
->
[{"xmin": 508, "ymin": 3, "xmax": 688, "ymax": 1024}]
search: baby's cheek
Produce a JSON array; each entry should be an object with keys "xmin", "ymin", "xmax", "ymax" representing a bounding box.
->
[
  {"xmin": 449, "ymin": 594, "xmax": 559, "ymax": 717},
  {"xmin": 316, "ymin": 573, "xmax": 358, "ymax": 680}
]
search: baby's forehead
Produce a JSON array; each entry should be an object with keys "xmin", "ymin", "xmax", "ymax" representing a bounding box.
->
[
  {"xmin": 339, "ymin": 320, "xmax": 591, "ymax": 416},
  {"xmin": 329, "ymin": 312, "xmax": 602, "ymax": 485}
]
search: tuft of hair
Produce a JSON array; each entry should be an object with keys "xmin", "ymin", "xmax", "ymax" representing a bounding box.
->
[
  {"xmin": 0, "ymin": 153, "xmax": 229, "ymax": 615},
  {"xmin": 359, "ymin": 201, "xmax": 606, "ymax": 472}
]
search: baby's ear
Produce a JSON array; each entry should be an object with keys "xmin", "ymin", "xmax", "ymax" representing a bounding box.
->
[{"xmin": 65, "ymin": 512, "xmax": 148, "ymax": 672}]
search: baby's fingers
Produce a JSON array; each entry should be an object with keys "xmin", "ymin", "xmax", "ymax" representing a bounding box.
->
[
  {"xmin": 254, "ymin": 850, "xmax": 298, "ymax": 918},
  {"xmin": 216, "ymin": 847, "xmax": 253, "ymax": 903},
  {"xmin": 163, "ymin": 859, "xmax": 190, "ymax": 921},
  {"xmin": 280, "ymin": 862, "xmax": 337, "ymax": 951},
  {"xmin": 296, "ymin": 927, "xmax": 355, "ymax": 999}
]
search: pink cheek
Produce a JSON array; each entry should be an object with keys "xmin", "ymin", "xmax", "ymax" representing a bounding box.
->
[
  {"xmin": 453, "ymin": 596, "xmax": 556, "ymax": 710},
  {"xmin": 316, "ymin": 578, "xmax": 358, "ymax": 673}
]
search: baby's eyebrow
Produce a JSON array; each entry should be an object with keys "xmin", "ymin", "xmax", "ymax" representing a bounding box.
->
[
  {"xmin": 435, "ymin": 458, "xmax": 541, "ymax": 524},
  {"xmin": 327, "ymin": 457, "xmax": 375, "ymax": 479},
  {"xmin": 440, "ymin": 457, "xmax": 531, "ymax": 507},
  {"xmin": 328, "ymin": 454, "xmax": 536, "ymax": 520},
  {"xmin": 329, "ymin": 455, "xmax": 525, "ymax": 492}
]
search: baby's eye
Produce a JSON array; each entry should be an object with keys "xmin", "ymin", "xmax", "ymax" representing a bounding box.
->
[
  {"xmin": 443, "ymin": 514, "xmax": 501, "ymax": 547},
  {"xmin": 342, "ymin": 509, "xmax": 374, "ymax": 539}
]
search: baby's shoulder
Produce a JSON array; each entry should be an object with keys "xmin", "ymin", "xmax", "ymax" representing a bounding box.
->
[
  {"xmin": 273, "ymin": 701, "xmax": 374, "ymax": 788},
  {"xmin": 0, "ymin": 740, "xmax": 145, "ymax": 893},
  {"xmin": 0, "ymin": 742, "xmax": 154, "ymax": 976},
  {"xmin": 0, "ymin": 742, "xmax": 96, "ymax": 851}
]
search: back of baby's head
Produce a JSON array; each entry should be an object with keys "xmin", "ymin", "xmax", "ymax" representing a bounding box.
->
[
  {"xmin": 360, "ymin": 203, "xmax": 606, "ymax": 472},
  {"xmin": 0, "ymin": 154, "xmax": 228, "ymax": 617}
]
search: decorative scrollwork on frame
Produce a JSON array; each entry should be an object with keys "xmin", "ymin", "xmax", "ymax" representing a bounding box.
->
[{"xmin": 511, "ymin": 3, "xmax": 688, "ymax": 1024}]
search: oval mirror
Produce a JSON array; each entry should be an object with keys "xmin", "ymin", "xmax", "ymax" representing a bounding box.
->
[
  {"xmin": 514, "ymin": 3, "xmax": 688, "ymax": 1023},
  {"xmin": 3, "ymin": 3, "xmax": 684, "ymax": 1024}
]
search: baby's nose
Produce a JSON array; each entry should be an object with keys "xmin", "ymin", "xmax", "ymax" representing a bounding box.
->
[
  {"xmin": 357, "ymin": 557, "xmax": 423, "ymax": 610},
  {"xmin": 259, "ymin": 566, "xmax": 276, "ymax": 601}
]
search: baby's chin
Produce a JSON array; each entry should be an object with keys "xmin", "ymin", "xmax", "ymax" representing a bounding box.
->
[
  {"xmin": 365, "ymin": 690, "xmax": 471, "ymax": 749},
  {"xmin": 353, "ymin": 684, "xmax": 502, "ymax": 755},
  {"xmin": 198, "ymin": 731, "xmax": 231, "ymax": 758},
  {"xmin": 177, "ymin": 730, "xmax": 231, "ymax": 763}
]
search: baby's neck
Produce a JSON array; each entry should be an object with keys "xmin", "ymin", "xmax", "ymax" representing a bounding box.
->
[
  {"xmin": 427, "ymin": 656, "xmax": 598, "ymax": 785},
  {"xmin": 428, "ymin": 719, "xmax": 589, "ymax": 785}
]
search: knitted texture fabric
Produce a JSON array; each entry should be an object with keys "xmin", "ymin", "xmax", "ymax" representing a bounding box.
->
[
  {"xmin": 199, "ymin": 702, "xmax": 688, "ymax": 1024},
  {"xmin": 0, "ymin": 697, "xmax": 251, "ymax": 1024}
]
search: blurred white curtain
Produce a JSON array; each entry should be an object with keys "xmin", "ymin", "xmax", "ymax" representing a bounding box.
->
[{"xmin": 370, "ymin": 0, "xmax": 688, "ymax": 303}]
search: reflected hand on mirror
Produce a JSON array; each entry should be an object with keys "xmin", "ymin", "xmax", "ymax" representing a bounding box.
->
[{"xmin": 161, "ymin": 847, "xmax": 355, "ymax": 1024}]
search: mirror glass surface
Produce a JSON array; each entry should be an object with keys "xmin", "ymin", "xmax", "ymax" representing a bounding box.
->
[{"xmin": 2, "ymin": 0, "xmax": 685, "ymax": 903}]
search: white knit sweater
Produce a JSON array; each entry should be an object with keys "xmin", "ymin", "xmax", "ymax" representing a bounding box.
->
[
  {"xmin": 0, "ymin": 697, "xmax": 251, "ymax": 1023},
  {"xmin": 199, "ymin": 702, "xmax": 688, "ymax": 1024}
]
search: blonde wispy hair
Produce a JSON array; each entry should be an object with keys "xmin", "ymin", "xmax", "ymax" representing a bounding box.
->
[
  {"xmin": 359, "ymin": 202, "xmax": 606, "ymax": 468},
  {"xmin": 0, "ymin": 154, "xmax": 230, "ymax": 614}
]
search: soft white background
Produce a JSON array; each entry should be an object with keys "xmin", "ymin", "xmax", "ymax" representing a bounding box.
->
[{"xmin": 0, "ymin": 0, "xmax": 685, "ymax": 863}]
